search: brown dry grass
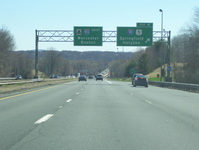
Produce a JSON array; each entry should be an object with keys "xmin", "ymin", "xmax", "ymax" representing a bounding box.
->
[
  {"xmin": 146, "ymin": 67, "xmax": 160, "ymax": 78},
  {"xmin": 147, "ymin": 63, "xmax": 179, "ymax": 78},
  {"xmin": 0, "ymin": 78, "xmax": 76, "ymax": 95}
]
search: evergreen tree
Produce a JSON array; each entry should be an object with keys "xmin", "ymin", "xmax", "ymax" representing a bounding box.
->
[{"xmin": 138, "ymin": 53, "xmax": 149, "ymax": 75}]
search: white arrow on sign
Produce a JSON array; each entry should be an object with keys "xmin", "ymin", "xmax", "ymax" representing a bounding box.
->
[{"xmin": 145, "ymin": 38, "xmax": 150, "ymax": 43}]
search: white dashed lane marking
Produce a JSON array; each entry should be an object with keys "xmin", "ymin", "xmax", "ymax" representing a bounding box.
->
[
  {"xmin": 66, "ymin": 99, "xmax": 72, "ymax": 103},
  {"xmin": 106, "ymin": 81, "xmax": 112, "ymax": 84},
  {"xmin": 145, "ymin": 100, "xmax": 152, "ymax": 104},
  {"xmin": 34, "ymin": 114, "xmax": 54, "ymax": 124},
  {"xmin": 35, "ymin": 98, "xmax": 74, "ymax": 125}
]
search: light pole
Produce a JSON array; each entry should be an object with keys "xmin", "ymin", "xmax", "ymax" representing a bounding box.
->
[
  {"xmin": 159, "ymin": 9, "xmax": 163, "ymax": 81},
  {"xmin": 159, "ymin": 9, "xmax": 172, "ymax": 82},
  {"xmin": 159, "ymin": 9, "xmax": 163, "ymax": 41}
]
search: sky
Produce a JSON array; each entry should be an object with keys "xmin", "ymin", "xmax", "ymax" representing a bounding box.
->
[{"xmin": 1, "ymin": 0, "xmax": 198, "ymax": 52}]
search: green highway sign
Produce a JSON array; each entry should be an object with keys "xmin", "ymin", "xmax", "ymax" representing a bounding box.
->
[
  {"xmin": 129, "ymin": 68, "xmax": 136, "ymax": 75},
  {"xmin": 136, "ymin": 22, "xmax": 153, "ymax": 28},
  {"xmin": 74, "ymin": 26, "xmax": 102, "ymax": 46},
  {"xmin": 117, "ymin": 24, "xmax": 153, "ymax": 46}
]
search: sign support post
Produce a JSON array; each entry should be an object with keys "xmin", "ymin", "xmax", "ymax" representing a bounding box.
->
[{"xmin": 35, "ymin": 30, "xmax": 39, "ymax": 78}]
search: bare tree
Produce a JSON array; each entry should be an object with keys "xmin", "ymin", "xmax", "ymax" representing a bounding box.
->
[
  {"xmin": 172, "ymin": 7, "xmax": 199, "ymax": 83},
  {"xmin": 194, "ymin": 7, "xmax": 199, "ymax": 25},
  {"xmin": 109, "ymin": 59, "xmax": 127, "ymax": 78},
  {"xmin": 0, "ymin": 28, "xmax": 15, "ymax": 77},
  {"xmin": 39, "ymin": 48, "xmax": 60, "ymax": 76}
]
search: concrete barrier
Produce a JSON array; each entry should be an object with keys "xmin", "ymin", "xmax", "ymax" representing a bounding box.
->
[{"xmin": 149, "ymin": 81, "xmax": 199, "ymax": 92}]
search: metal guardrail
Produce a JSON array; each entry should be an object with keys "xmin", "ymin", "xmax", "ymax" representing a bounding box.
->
[
  {"xmin": 149, "ymin": 81, "xmax": 199, "ymax": 92},
  {"xmin": 0, "ymin": 79, "xmax": 43, "ymax": 86},
  {"xmin": 0, "ymin": 78, "xmax": 16, "ymax": 80},
  {"xmin": 0, "ymin": 77, "xmax": 73, "ymax": 86}
]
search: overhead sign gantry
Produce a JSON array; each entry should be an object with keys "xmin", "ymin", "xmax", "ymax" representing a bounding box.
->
[{"xmin": 35, "ymin": 23, "xmax": 171, "ymax": 78}]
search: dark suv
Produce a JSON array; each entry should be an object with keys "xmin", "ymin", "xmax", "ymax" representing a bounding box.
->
[{"xmin": 96, "ymin": 74, "xmax": 103, "ymax": 81}]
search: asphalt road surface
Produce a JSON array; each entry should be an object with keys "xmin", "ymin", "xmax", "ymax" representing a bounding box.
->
[{"xmin": 1, "ymin": 79, "xmax": 199, "ymax": 150}]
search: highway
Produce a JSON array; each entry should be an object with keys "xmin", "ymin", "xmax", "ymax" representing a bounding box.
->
[{"xmin": 0, "ymin": 79, "xmax": 199, "ymax": 150}]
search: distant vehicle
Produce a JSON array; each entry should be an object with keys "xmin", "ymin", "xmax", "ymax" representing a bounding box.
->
[
  {"xmin": 71, "ymin": 75, "xmax": 76, "ymax": 78},
  {"xmin": 50, "ymin": 75, "xmax": 54, "ymax": 78},
  {"xmin": 76, "ymin": 73, "xmax": 80, "ymax": 78},
  {"xmin": 50, "ymin": 75, "xmax": 59, "ymax": 78},
  {"xmin": 79, "ymin": 75, "xmax": 87, "ymax": 81},
  {"xmin": 88, "ymin": 75, "xmax": 94, "ymax": 79},
  {"xmin": 15, "ymin": 75, "xmax": 22, "ymax": 80},
  {"xmin": 132, "ymin": 74, "xmax": 148, "ymax": 87},
  {"xmin": 96, "ymin": 74, "xmax": 103, "ymax": 81},
  {"xmin": 66, "ymin": 75, "xmax": 71, "ymax": 79}
]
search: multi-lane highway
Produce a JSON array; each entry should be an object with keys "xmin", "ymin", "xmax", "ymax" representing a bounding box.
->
[{"xmin": 1, "ymin": 79, "xmax": 199, "ymax": 150}]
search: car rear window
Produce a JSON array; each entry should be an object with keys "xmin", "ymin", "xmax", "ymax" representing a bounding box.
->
[{"xmin": 136, "ymin": 75, "xmax": 146, "ymax": 78}]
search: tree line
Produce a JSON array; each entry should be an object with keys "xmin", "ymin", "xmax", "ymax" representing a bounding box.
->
[
  {"xmin": 111, "ymin": 8, "xmax": 199, "ymax": 84},
  {"xmin": 0, "ymin": 31, "xmax": 133, "ymax": 78}
]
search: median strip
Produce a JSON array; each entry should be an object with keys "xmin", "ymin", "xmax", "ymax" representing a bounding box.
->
[{"xmin": 0, "ymin": 85, "xmax": 60, "ymax": 101}]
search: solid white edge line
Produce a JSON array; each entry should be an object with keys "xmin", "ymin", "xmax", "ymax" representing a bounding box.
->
[
  {"xmin": 34, "ymin": 114, "xmax": 54, "ymax": 124},
  {"xmin": 66, "ymin": 99, "xmax": 72, "ymax": 103}
]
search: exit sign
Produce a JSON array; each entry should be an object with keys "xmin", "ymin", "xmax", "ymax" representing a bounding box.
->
[
  {"xmin": 74, "ymin": 26, "xmax": 103, "ymax": 46},
  {"xmin": 117, "ymin": 23, "xmax": 153, "ymax": 46}
]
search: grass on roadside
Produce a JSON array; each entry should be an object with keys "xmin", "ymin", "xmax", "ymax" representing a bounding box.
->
[
  {"xmin": 148, "ymin": 77, "xmax": 161, "ymax": 82},
  {"xmin": 0, "ymin": 78, "xmax": 76, "ymax": 95}
]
